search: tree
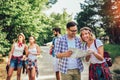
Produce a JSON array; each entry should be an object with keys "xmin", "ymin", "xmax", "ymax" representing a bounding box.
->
[
  {"xmin": 50, "ymin": 9, "xmax": 72, "ymax": 34},
  {"xmin": 0, "ymin": 0, "xmax": 71, "ymax": 48},
  {"xmin": 37, "ymin": 9, "xmax": 72, "ymax": 45},
  {"xmin": 1, "ymin": 0, "xmax": 52, "ymax": 42},
  {"xmin": 0, "ymin": 0, "xmax": 58, "ymax": 42},
  {"xmin": 0, "ymin": 0, "xmax": 58, "ymax": 55},
  {"xmin": 76, "ymin": 0, "xmax": 104, "ymax": 37},
  {"xmin": 0, "ymin": 27, "xmax": 10, "ymax": 56},
  {"xmin": 101, "ymin": 0, "xmax": 120, "ymax": 44},
  {"xmin": 76, "ymin": 0, "xmax": 120, "ymax": 44}
]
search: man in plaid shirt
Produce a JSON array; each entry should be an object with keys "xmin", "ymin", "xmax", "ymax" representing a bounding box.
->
[{"xmin": 54, "ymin": 21, "xmax": 84, "ymax": 80}]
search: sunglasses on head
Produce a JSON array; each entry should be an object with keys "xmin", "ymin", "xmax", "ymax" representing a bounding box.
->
[{"xmin": 80, "ymin": 27, "xmax": 92, "ymax": 32}]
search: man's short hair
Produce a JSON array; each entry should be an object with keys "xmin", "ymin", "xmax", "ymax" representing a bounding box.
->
[
  {"xmin": 52, "ymin": 27, "xmax": 61, "ymax": 34},
  {"xmin": 66, "ymin": 21, "xmax": 77, "ymax": 29}
]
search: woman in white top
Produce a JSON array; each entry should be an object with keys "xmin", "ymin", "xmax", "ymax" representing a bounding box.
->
[
  {"xmin": 80, "ymin": 27, "xmax": 112, "ymax": 80},
  {"xmin": 26, "ymin": 36, "xmax": 41, "ymax": 80},
  {"xmin": 6, "ymin": 33, "xmax": 28, "ymax": 80}
]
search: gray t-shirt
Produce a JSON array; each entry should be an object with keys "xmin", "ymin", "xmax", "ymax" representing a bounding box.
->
[{"xmin": 87, "ymin": 39, "xmax": 105, "ymax": 64}]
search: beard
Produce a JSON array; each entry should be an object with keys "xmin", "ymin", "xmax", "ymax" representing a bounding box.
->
[{"xmin": 54, "ymin": 34, "xmax": 58, "ymax": 37}]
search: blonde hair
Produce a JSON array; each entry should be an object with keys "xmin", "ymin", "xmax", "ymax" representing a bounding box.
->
[
  {"xmin": 17, "ymin": 33, "xmax": 26, "ymax": 44},
  {"xmin": 80, "ymin": 27, "xmax": 95, "ymax": 42}
]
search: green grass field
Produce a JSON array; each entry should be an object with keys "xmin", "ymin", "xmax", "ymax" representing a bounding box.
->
[{"xmin": 104, "ymin": 44, "xmax": 120, "ymax": 61}]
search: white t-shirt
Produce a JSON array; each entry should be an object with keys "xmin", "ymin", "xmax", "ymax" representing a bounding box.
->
[{"xmin": 87, "ymin": 39, "xmax": 105, "ymax": 64}]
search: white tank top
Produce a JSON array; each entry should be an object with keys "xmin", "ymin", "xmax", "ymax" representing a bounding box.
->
[
  {"xmin": 28, "ymin": 45, "xmax": 37, "ymax": 61},
  {"xmin": 13, "ymin": 43, "xmax": 25, "ymax": 57}
]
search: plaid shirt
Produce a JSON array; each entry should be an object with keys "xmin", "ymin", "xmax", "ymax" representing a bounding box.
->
[{"xmin": 54, "ymin": 35, "xmax": 84, "ymax": 74}]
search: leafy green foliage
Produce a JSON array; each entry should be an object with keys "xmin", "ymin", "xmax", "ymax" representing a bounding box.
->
[
  {"xmin": 37, "ymin": 10, "xmax": 72, "ymax": 45},
  {"xmin": 76, "ymin": 0, "xmax": 120, "ymax": 44},
  {"xmin": 0, "ymin": 0, "xmax": 72, "ymax": 55},
  {"xmin": 1, "ymin": 0, "xmax": 50, "ymax": 43},
  {"xmin": 104, "ymin": 44, "xmax": 120, "ymax": 61},
  {"xmin": 49, "ymin": 10, "xmax": 72, "ymax": 34},
  {"xmin": 76, "ymin": 0, "xmax": 104, "ymax": 37},
  {"xmin": 0, "ymin": 28, "xmax": 10, "ymax": 56}
]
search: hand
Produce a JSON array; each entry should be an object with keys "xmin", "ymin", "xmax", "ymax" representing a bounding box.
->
[
  {"xmin": 64, "ymin": 50, "xmax": 73, "ymax": 57},
  {"xmin": 51, "ymin": 45, "xmax": 54, "ymax": 48},
  {"xmin": 22, "ymin": 55, "xmax": 27, "ymax": 60},
  {"xmin": 7, "ymin": 60, "xmax": 10, "ymax": 65},
  {"xmin": 87, "ymin": 49, "xmax": 95, "ymax": 54},
  {"xmin": 105, "ymin": 58, "xmax": 112, "ymax": 61}
]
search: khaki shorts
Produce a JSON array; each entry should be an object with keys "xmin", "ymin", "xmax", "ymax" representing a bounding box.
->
[{"xmin": 61, "ymin": 69, "xmax": 81, "ymax": 80}]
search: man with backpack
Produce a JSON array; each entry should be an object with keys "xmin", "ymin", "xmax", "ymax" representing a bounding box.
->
[{"xmin": 50, "ymin": 27, "xmax": 61, "ymax": 80}]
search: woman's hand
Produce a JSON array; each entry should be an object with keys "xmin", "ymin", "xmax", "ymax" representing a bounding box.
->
[
  {"xmin": 22, "ymin": 55, "xmax": 27, "ymax": 60},
  {"xmin": 87, "ymin": 46, "xmax": 104, "ymax": 61},
  {"xmin": 7, "ymin": 60, "xmax": 10, "ymax": 65},
  {"xmin": 86, "ymin": 49, "xmax": 94, "ymax": 62},
  {"xmin": 87, "ymin": 49, "xmax": 95, "ymax": 54}
]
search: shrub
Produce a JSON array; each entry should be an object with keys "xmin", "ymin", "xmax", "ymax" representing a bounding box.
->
[{"xmin": 104, "ymin": 44, "xmax": 120, "ymax": 61}]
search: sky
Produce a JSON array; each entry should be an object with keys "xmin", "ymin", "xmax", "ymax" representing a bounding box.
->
[{"xmin": 45, "ymin": 0, "xmax": 85, "ymax": 19}]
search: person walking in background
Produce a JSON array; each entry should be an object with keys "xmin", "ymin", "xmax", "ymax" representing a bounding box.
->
[
  {"xmin": 54, "ymin": 21, "xmax": 83, "ymax": 80},
  {"xmin": 50, "ymin": 27, "xmax": 61, "ymax": 80},
  {"xmin": 6, "ymin": 33, "xmax": 28, "ymax": 80},
  {"xmin": 80, "ymin": 27, "xmax": 112, "ymax": 80},
  {"xmin": 50, "ymin": 27, "xmax": 61, "ymax": 57},
  {"xmin": 26, "ymin": 36, "xmax": 41, "ymax": 80}
]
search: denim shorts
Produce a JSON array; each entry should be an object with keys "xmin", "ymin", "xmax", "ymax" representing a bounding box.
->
[{"xmin": 10, "ymin": 59, "xmax": 23, "ymax": 68}]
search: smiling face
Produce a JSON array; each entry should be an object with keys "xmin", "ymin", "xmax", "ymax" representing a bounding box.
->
[
  {"xmin": 67, "ymin": 26, "xmax": 77, "ymax": 38},
  {"xmin": 80, "ymin": 30, "xmax": 91, "ymax": 42}
]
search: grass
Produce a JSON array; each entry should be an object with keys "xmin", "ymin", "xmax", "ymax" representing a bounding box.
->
[
  {"xmin": 104, "ymin": 44, "xmax": 120, "ymax": 61},
  {"xmin": 113, "ymin": 69, "xmax": 120, "ymax": 74}
]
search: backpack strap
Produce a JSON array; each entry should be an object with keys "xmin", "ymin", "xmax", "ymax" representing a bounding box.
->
[
  {"xmin": 52, "ymin": 37, "xmax": 56, "ymax": 45},
  {"xmin": 94, "ymin": 39, "xmax": 97, "ymax": 49}
]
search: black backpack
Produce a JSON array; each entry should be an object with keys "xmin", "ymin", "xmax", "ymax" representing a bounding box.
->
[{"xmin": 94, "ymin": 40, "xmax": 112, "ymax": 67}]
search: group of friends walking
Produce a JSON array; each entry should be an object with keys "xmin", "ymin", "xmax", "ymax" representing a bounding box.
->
[
  {"xmin": 6, "ymin": 34, "xmax": 40, "ymax": 80},
  {"xmin": 6, "ymin": 21, "xmax": 112, "ymax": 80}
]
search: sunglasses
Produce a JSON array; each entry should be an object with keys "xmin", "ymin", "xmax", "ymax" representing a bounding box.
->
[{"xmin": 69, "ymin": 29, "xmax": 77, "ymax": 32}]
